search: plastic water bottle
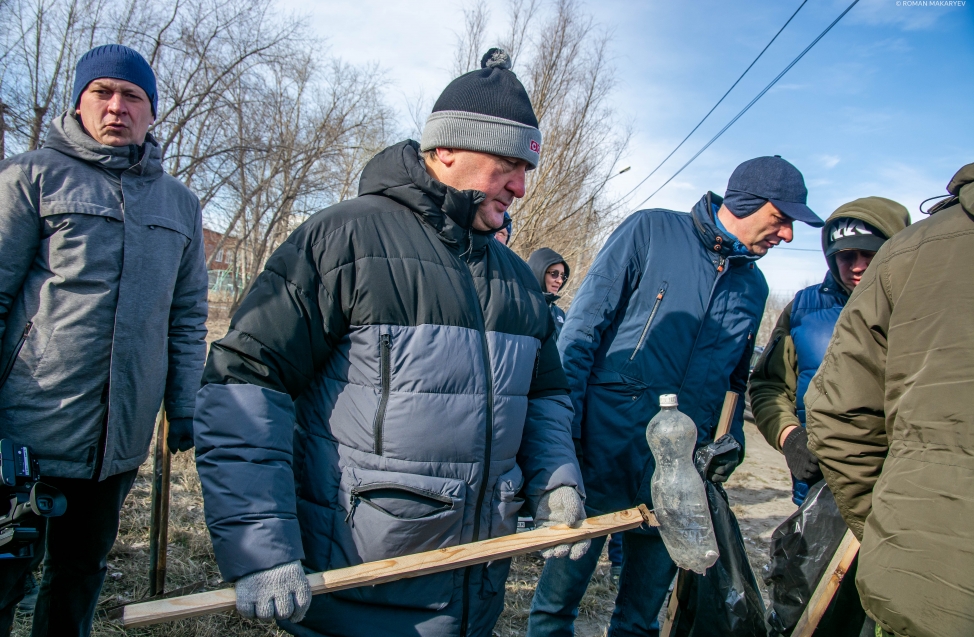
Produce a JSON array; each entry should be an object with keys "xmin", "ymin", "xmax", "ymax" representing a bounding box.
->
[{"xmin": 646, "ymin": 394, "xmax": 719, "ymax": 574}]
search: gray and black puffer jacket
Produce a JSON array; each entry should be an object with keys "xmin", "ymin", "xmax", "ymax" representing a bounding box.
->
[{"xmin": 195, "ymin": 140, "xmax": 582, "ymax": 637}]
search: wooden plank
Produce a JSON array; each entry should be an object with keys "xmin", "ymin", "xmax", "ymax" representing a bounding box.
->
[
  {"xmin": 715, "ymin": 390, "xmax": 739, "ymax": 439},
  {"xmin": 122, "ymin": 505, "xmax": 657, "ymax": 627},
  {"xmin": 791, "ymin": 529, "xmax": 860, "ymax": 637}
]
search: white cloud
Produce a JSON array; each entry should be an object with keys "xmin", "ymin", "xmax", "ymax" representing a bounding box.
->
[
  {"xmin": 850, "ymin": 0, "xmax": 958, "ymax": 31},
  {"xmin": 817, "ymin": 154, "xmax": 841, "ymax": 169}
]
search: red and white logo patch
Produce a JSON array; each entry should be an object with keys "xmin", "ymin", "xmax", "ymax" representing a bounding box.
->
[{"xmin": 529, "ymin": 140, "xmax": 541, "ymax": 153}]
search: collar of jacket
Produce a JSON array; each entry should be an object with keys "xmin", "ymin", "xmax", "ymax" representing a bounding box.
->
[
  {"xmin": 543, "ymin": 291, "xmax": 561, "ymax": 306},
  {"xmin": 44, "ymin": 111, "xmax": 163, "ymax": 177},
  {"xmin": 358, "ymin": 140, "xmax": 492, "ymax": 256},
  {"xmin": 819, "ymin": 270, "xmax": 851, "ymax": 298},
  {"xmin": 690, "ymin": 191, "xmax": 760, "ymax": 264}
]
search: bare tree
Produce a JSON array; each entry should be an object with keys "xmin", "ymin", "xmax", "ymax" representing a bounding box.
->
[
  {"xmin": 214, "ymin": 56, "xmax": 392, "ymax": 310},
  {"xmin": 452, "ymin": 0, "xmax": 490, "ymax": 78},
  {"xmin": 0, "ymin": 0, "xmax": 106, "ymax": 156},
  {"xmin": 452, "ymin": 0, "xmax": 631, "ymax": 301},
  {"xmin": 0, "ymin": 0, "xmax": 394, "ymax": 312}
]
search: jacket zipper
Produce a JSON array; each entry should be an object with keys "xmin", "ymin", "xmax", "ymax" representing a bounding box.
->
[
  {"xmin": 97, "ymin": 184, "xmax": 124, "ymax": 479},
  {"xmin": 629, "ymin": 283, "xmax": 668, "ymax": 361},
  {"xmin": 0, "ymin": 322, "xmax": 33, "ymax": 390},
  {"xmin": 373, "ymin": 333, "xmax": 392, "ymax": 455},
  {"xmin": 345, "ymin": 482, "xmax": 454, "ymax": 524},
  {"xmin": 455, "ymin": 233, "xmax": 494, "ymax": 637}
]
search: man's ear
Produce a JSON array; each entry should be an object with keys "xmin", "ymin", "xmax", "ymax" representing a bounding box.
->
[{"xmin": 436, "ymin": 147, "xmax": 457, "ymax": 168}]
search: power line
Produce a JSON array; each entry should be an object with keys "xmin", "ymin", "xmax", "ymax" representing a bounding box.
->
[
  {"xmin": 619, "ymin": 0, "xmax": 809, "ymax": 202},
  {"xmin": 633, "ymin": 0, "xmax": 861, "ymax": 209}
]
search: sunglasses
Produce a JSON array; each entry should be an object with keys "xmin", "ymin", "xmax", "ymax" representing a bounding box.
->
[{"xmin": 546, "ymin": 270, "xmax": 568, "ymax": 282}]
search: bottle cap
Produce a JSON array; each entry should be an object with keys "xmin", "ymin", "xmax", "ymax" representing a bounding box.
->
[{"xmin": 659, "ymin": 394, "xmax": 678, "ymax": 408}]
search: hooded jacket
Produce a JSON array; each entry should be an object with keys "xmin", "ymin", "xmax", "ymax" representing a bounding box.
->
[
  {"xmin": 558, "ymin": 192, "xmax": 766, "ymax": 517},
  {"xmin": 194, "ymin": 140, "xmax": 581, "ymax": 637},
  {"xmin": 527, "ymin": 247, "xmax": 569, "ymax": 340},
  {"xmin": 748, "ymin": 198, "xmax": 910, "ymax": 470},
  {"xmin": 0, "ymin": 112, "xmax": 207, "ymax": 479},
  {"xmin": 805, "ymin": 164, "xmax": 974, "ymax": 637}
]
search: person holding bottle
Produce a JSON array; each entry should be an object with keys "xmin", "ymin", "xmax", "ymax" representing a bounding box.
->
[{"xmin": 527, "ymin": 156, "xmax": 825, "ymax": 637}]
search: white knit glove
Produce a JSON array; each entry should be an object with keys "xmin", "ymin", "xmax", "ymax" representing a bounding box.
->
[
  {"xmin": 535, "ymin": 486, "xmax": 591, "ymax": 560},
  {"xmin": 235, "ymin": 560, "xmax": 311, "ymax": 623}
]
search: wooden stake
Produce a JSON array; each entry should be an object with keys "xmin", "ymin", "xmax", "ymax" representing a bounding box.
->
[
  {"xmin": 659, "ymin": 570, "xmax": 687, "ymax": 637},
  {"xmin": 148, "ymin": 408, "xmax": 171, "ymax": 597},
  {"xmin": 121, "ymin": 505, "xmax": 656, "ymax": 627},
  {"xmin": 660, "ymin": 390, "xmax": 739, "ymax": 637},
  {"xmin": 715, "ymin": 390, "xmax": 739, "ymax": 439},
  {"xmin": 791, "ymin": 529, "xmax": 860, "ymax": 637}
]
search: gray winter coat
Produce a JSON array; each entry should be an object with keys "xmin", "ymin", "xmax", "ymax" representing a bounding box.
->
[
  {"xmin": 195, "ymin": 141, "xmax": 582, "ymax": 637},
  {"xmin": 0, "ymin": 112, "xmax": 208, "ymax": 479}
]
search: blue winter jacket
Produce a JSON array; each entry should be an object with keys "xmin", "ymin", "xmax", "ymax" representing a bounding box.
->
[
  {"xmin": 787, "ymin": 272, "xmax": 847, "ymax": 504},
  {"xmin": 558, "ymin": 192, "xmax": 768, "ymax": 516},
  {"xmin": 791, "ymin": 272, "xmax": 848, "ymax": 425}
]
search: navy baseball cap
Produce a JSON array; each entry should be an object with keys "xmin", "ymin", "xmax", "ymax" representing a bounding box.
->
[{"xmin": 724, "ymin": 155, "xmax": 824, "ymax": 228}]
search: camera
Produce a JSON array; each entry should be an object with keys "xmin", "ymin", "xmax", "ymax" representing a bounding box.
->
[{"xmin": 0, "ymin": 440, "xmax": 66, "ymax": 558}]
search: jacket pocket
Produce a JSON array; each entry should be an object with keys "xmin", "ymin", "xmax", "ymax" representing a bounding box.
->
[
  {"xmin": 372, "ymin": 333, "xmax": 391, "ymax": 455},
  {"xmin": 142, "ymin": 214, "xmax": 193, "ymax": 240},
  {"xmin": 489, "ymin": 464, "xmax": 525, "ymax": 538},
  {"xmin": 0, "ymin": 322, "xmax": 32, "ymax": 390},
  {"xmin": 332, "ymin": 466, "xmax": 465, "ymax": 610},
  {"xmin": 629, "ymin": 282, "xmax": 668, "ymax": 361}
]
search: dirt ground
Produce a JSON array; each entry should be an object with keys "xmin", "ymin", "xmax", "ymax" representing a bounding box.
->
[{"xmin": 11, "ymin": 315, "xmax": 796, "ymax": 635}]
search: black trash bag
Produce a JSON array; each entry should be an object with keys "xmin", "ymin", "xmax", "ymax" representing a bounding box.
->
[
  {"xmin": 669, "ymin": 435, "xmax": 767, "ymax": 637},
  {"xmin": 762, "ymin": 480, "xmax": 863, "ymax": 636}
]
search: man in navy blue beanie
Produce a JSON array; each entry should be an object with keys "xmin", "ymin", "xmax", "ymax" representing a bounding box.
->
[
  {"xmin": 527, "ymin": 156, "xmax": 823, "ymax": 637},
  {"xmin": 0, "ymin": 44, "xmax": 207, "ymax": 635}
]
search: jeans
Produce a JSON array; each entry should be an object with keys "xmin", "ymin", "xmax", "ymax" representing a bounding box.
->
[
  {"xmin": 527, "ymin": 530, "xmax": 677, "ymax": 637},
  {"xmin": 0, "ymin": 469, "xmax": 137, "ymax": 637},
  {"xmin": 607, "ymin": 534, "xmax": 624, "ymax": 568}
]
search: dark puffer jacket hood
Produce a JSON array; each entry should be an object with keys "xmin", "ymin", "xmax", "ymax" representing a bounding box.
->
[
  {"xmin": 821, "ymin": 196, "xmax": 911, "ymax": 293},
  {"xmin": 527, "ymin": 247, "xmax": 569, "ymax": 303}
]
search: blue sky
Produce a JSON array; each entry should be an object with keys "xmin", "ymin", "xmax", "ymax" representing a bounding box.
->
[{"xmin": 281, "ymin": 0, "xmax": 973, "ymax": 295}]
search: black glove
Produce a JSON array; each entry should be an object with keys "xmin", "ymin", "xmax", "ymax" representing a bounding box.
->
[
  {"xmin": 705, "ymin": 447, "xmax": 740, "ymax": 483},
  {"xmin": 573, "ymin": 438, "xmax": 584, "ymax": 464},
  {"xmin": 167, "ymin": 417, "xmax": 195, "ymax": 454},
  {"xmin": 781, "ymin": 427, "xmax": 823, "ymax": 483}
]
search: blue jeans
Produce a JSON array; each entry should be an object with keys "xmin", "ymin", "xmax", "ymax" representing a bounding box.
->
[
  {"xmin": 527, "ymin": 530, "xmax": 677, "ymax": 637},
  {"xmin": 608, "ymin": 534, "xmax": 624, "ymax": 567}
]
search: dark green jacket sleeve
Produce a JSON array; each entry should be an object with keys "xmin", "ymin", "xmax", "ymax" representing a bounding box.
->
[
  {"xmin": 805, "ymin": 254, "xmax": 891, "ymax": 541},
  {"xmin": 748, "ymin": 301, "xmax": 800, "ymax": 451}
]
